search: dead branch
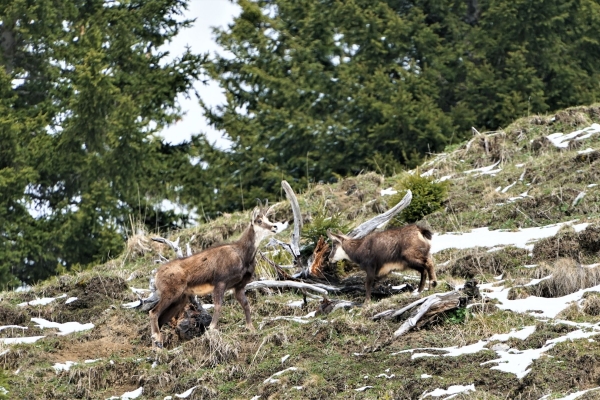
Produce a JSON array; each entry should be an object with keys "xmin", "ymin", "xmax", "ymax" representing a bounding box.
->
[
  {"xmin": 152, "ymin": 236, "xmax": 183, "ymax": 258},
  {"xmin": 282, "ymin": 180, "xmax": 303, "ymax": 258},
  {"xmin": 245, "ymin": 280, "xmax": 329, "ymax": 296},
  {"xmin": 347, "ymin": 190, "xmax": 412, "ymax": 239},
  {"xmin": 394, "ymin": 291, "xmax": 461, "ymax": 337}
]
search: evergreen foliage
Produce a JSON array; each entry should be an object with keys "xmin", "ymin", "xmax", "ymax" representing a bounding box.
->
[
  {"xmin": 0, "ymin": 0, "xmax": 206, "ymax": 286},
  {"xmin": 198, "ymin": 0, "xmax": 600, "ymax": 213},
  {"xmin": 388, "ymin": 174, "xmax": 448, "ymax": 225},
  {"xmin": 300, "ymin": 205, "xmax": 350, "ymax": 258}
]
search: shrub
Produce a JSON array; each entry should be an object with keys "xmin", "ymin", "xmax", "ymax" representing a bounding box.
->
[
  {"xmin": 388, "ymin": 173, "xmax": 448, "ymax": 225},
  {"xmin": 300, "ymin": 206, "xmax": 351, "ymax": 258}
]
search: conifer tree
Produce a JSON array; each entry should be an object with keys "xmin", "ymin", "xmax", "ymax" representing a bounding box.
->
[{"xmin": 0, "ymin": 0, "xmax": 205, "ymax": 286}]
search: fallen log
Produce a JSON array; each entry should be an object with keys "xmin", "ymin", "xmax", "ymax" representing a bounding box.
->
[{"xmin": 245, "ymin": 280, "xmax": 330, "ymax": 295}]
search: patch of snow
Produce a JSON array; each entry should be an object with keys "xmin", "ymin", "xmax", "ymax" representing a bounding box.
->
[
  {"xmin": 354, "ymin": 386, "xmax": 373, "ymax": 392},
  {"xmin": 112, "ymin": 387, "xmax": 143, "ymax": 399},
  {"xmin": 523, "ymin": 275, "xmax": 553, "ymax": 287},
  {"xmin": 421, "ymin": 169, "xmax": 436, "ymax": 177},
  {"xmin": 376, "ymin": 373, "xmax": 395, "ymax": 379},
  {"xmin": 519, "ymin": 170, "xmax": 526, "ymax": 181},
  {"xmin": 501, "ymin": 181, "xmax": 517, "ymax": 193},
  {"xmin": 202, "ymin": 304, "xmax": 214, "ymax": 310},
  {"xmin": 53, "ymin": 361, "xmax": 77, "ymax": 372},
  {"xmin": 484, "ymin": 283, "xmax": 600, "ymax": 318},
  {"xmin": 250, "ymin": 396, "xmax": 261, "ymax": 400},
  {"xmin": 0, "ymin": 386, "xmax": 7, "ymax": 396},
  {"xmin": 85, "ymin": 359, "xmax": 101, "ymax": 363},
  {"xmin": 546, "ymin": 124, "xmax": 600, "ymax": 148},
  {"xmin": 572, "ymin": 192, "xmax": 586, "ymax": 207},
  {"xmin": 432, "ymin": 221, "xmax": 588, "ymax": 253},
  {"xmin": 287, "ymin": 300, "xmax": 304, "ymax": 308},
  {"xmin": 577, "ymin": 148, "xmax": 595, "ymax": 154},
  {"xmin": 292, "ymin": 386, "xmax": 303, "ymax": 390},
  {"xmin": 263, "ymin": 367, "xmax": 298, "ymax": 384},
  {"xmin": 0, "ymin": 336, "xmax": 45, "ymax": 344},
  {"xmin": 0, "ymin": 325, "xmax": 27, "ymax": 332},
  {"xmin": 588, "ymin": 184, "xmax": 598, "ymax": 188},
  {"xmin": 281, "ymin": 354, "xmax": 290, "ymax": 364},
  {"xmin": 18, "ymin": 296, "xmax": 63, "ymax": 307},
  {"xmin": 381, "ymin": 187, "xmax": 397, "ymax": 196},
  {"xmin": 421, "ymin": 374, "xmax": 432, "ymax": 379},
  {"xmin": 515, "ymin": 163, "xmax": 525, "ymax": 167},
  {"xmin": 392, "ymin": 284, "xmax": 408, "ymax": 290},
  {"xmin": 423, "ymin": 384, "xmax": 475, "ymax": 398},
  {"xmin": 32, "ymin": 318, "xmax": 94, "ymax": 335},
  {"xmin": 175, "ymin": 386, "xmax": 197, "ymax": 398},
  {"xmin": 464, "ymin": 161, "xmax": 500, "ymax": 175},
  {"xmin": 435, "ymin": 175, "xmax": 453, "ymax": 182},
  {"xmin": 130, "ymin": 287, "xmax": 150, "ymax": 294},
  {"xmin": 65, "ymin": 297, "xmax": 78, "ymax": 304}
]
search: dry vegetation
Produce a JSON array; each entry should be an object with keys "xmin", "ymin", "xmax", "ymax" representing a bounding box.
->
[{"xmin": 3, "ymin": 105, "xmax": 600, "ymax": 399}]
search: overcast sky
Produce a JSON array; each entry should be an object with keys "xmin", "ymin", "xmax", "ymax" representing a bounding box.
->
[{"xmin": 158, "ymin": 0, "xmax": 241, "ymax": 149}]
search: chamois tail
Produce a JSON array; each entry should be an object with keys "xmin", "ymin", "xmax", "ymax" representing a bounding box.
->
[{"xmin": 418, "ymin": 226, "xmax": 433, "ymax": 241}]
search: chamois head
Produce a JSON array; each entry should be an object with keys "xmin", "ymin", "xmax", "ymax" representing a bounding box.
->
[
  {"xmin": 251, "ymin": 199, "xmax": 279, "ymax": 242},
  {"xmin": 327, "ymin": 230, "xmax": 351, "ymax": 263}
]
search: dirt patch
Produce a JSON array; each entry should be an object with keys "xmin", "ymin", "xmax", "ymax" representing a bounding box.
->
[{"xmin": 53, "ymin": 338, "xmax": 135, "ymax": 363}]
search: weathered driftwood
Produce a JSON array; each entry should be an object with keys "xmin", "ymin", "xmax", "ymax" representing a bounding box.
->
[
  {"xmin": 151, "ymin": 235, "xmax": 195, "ymax": 258},
  {"xmin": 347, "ymin": 190, "xmax": 413, "ymax": 239},
  {"xmin": 282, "ymin": 180, "xmax": 303, "ymax": 259},
  {"xmin": 394, "ymin": 291, "xmax": 462, "ymax": 337},
  {"xmin": 245, "ymin": 280, "xmax": 329, "ymax": 296}
]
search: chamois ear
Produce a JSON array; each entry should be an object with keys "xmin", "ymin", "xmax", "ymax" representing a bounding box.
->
[
  {"xmin": 327, "ymin": 229, "xmax": 341, "ymax": 242},
  {"xmin": 251, "ymin": 207, "xmax": 261, "ymax": 222}
]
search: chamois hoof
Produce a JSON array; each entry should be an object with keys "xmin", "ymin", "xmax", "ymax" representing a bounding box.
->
[
  {"xmin": 246, "ymin": 323, "xmax": 256, "ymax": 332},
  {"xmin": 432, "ymin": 281, "xmax": 438, "ymax": 288},
  {"xmin": 153, "ymin": 341, "xmax": 164, "ymax": 350}
]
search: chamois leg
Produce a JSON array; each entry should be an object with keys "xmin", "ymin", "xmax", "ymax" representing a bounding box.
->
[
  {"xmin": 234, "ymin": 287, "xmax": 254, "ymax": 331},
  {"xmin": 209, "ymin": 282, "xmax": 227, "ymax": 330},
  {"xmin": 426, "ymin": 256, "xmax": 437, "ymax": 290},
  {"xmin": 417, "ymin": 268, "xmax": 427, "ymax": 292},
  {"xmin": 364, "ymin": 270, "xmax": 376, "ymax": 303},
  {"xmin": 150, "ymin": 288, "xmax": 185, "ymax": 348}
]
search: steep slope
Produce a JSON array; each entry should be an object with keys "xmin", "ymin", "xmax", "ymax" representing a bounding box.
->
[{"xmin": 2, "ymin": 105, "xmax": 600, "ymax": 399}]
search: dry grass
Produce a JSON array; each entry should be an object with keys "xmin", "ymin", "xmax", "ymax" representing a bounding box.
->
[{"xmin": 528, "ymin": 258, "xmax": 600, "ymax": 298}]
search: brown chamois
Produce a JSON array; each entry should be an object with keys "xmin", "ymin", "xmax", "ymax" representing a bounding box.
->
[
  {"xmin": 149, "ymin": 204, "xmax": 281, "ymax": 348},
  {"xmin": 327, "ymin": 225, "xmax": 437, "ymax": 303}
]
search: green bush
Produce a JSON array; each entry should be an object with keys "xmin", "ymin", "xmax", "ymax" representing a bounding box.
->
[
  {"xmin": 388, "ymin": 173, "xmax": 448, "ymax": 225},
  {"xmin": 300, "ymin": 206, "xmax": 351, "ymax": 259}
]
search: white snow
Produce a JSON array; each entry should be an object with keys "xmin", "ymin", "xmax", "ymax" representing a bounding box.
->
[
  {"xmin": 281, "ymin": 354, "xmax": 290, "ymax": 364},
  {"xmin": 65, "ymin": 297, "xmax": 78, "ymax": 304},
  {"xmin": 53, "ymin": 361, "xmax": 77, "ymax": 372},
  {"xmin": 577, "ymin": 147, "xmax": 595, "ymax": 154},
  {"xmin": 501, "ymin": 181, "xmax": 517, "ymax": 193},
  {"xmin": 354, "ymin": 386, "xmax": 373, "ymax": 392},
  {"xmin": 175, "ymin": 386, "xmax": 197, "ymax": 398},
  {"xmin": 381, "ymin": 187, "xmax": 397, "ymax": 196},
  {"xmin": 107, "ymin": 387, "xmax": 143, "ymax": 399},
  {"xmin": 0, "ymin": 325, "xmax": 27, "ymax": 332},
  {"xmin": 18, "ymin": 294, "xmax": 67, "ymax": 307},
  {"xmin": 286, "ymin": 300, "xmax": 304, "ymax": 308},
  {"xmin": 546, "ymin": 123, "xmax": 600, "ymax": 148},
  {"xmin": 376, "ymin": 373, "xmax": 395, "ymax": 379},
  {"xmin": 0, "ymin": 336, "xmax": 45, "ymax": 344},
  {"xmin": 32, "ymin": 318, "xmax": 94, "ymax": 335},
  {"xmin": 483, "ymin": 283, "xmax": 600, "ymax": 318},
  {"xmin": 421, "ymin": 374, "xmax": 432, "ymax": 379},
  {"xmin": 263, "ymin": 367, "xmax": 298, "ymax": 384},
  {"xmin": 588, "ymin": 183, "xmax": 598, "ymax": 188},
  {"xmin": 464, "ymin": 161, "xmax": 500, "ymax": 175},
  {"xmin": 423, "ymin": 384, "xmax": 475, "ymax": 398},
  {"xmin": 555, "ymin": 387, "xmax": 600, "ymax": 399},
  {"xmin": 432, "ymin": 221, "xmax": 588, "ymax": 253}
]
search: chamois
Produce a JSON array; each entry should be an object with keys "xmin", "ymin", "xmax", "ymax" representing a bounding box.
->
[
  {"xmin": 327, "ymin": 225, "xmax": 437, "ymax": 303},
  {"xmin": 149, "ymin": 204, "xmax": 281, "ymax": 348}
]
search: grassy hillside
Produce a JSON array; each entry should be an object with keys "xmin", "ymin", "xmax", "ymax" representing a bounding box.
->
[{"xmin": 3, "ymin": 105, "xmax": 600, "ymax": 399}]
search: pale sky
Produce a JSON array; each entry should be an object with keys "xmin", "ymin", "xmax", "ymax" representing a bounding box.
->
[{"xmin": 158, "ymin": 0, "xmax": 241, "ymax": 149}]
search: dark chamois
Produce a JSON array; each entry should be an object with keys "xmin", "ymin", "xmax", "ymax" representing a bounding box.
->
[
  {"xmin": 149, "ymin": 204, "xmax": 281, "ymax": 348},
  {"xmin": 327, "ymin": 225, "xmax": 437, "ymax": 303}
]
